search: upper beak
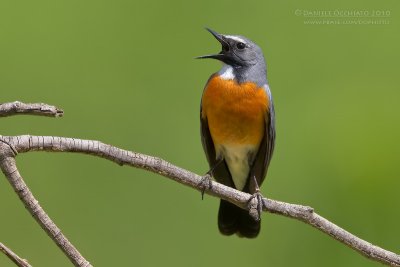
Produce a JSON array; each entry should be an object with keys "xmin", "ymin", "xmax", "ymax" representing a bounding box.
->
[{"xmin": 196, "ymin": 28, "xmax": 229, "ymax": 60}]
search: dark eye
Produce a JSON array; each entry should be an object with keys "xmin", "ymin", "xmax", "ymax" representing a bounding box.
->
[{"xmin": 236, "ymin": 42, "xmax": 246, "ymax": 50}]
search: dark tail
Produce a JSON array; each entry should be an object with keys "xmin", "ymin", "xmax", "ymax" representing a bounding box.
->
[{"xmin": 218, "ymin": 200, "xmax": 260, "ymax": 238}]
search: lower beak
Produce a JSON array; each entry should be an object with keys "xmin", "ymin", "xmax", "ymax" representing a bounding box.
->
[{"xmin": 195, "ymin": 53, "xmax": 225, "ymax": 60}]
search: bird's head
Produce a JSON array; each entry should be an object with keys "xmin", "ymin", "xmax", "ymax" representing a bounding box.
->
[{"xmin": 196, "ymin": 28, "xmax": 265, "ymax": 68}]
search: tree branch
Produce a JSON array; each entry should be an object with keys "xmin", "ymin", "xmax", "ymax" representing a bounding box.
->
[
  {"xmin": 0, "ymin": 101, "xmax": 63, "ymax": 117},
  {"xmin": 0, "ymin": 242, "xmax": 32, "ymax": 267},
  {"xmin": 0, "ymin": 134, "xmax": 399, "ymax": 266},
  {"xmin": 0, "ymin": 101, "xmax": 399, "ymax": 266}
]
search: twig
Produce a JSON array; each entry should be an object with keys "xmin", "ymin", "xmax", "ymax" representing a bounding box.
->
[
  {"xmin": 0, "ymin": 242, "xmax": 32, "ymax": 267},
  {"xmin": 0, "ymin": 135, "xmax": 399, "ymax": 266},
  {"xmin": 0, "ymin": 101, "xmax": 63, "ymax": 117},
  {"xmin": 0, "ymin": 141, "xmax": 92, "ymax": 267}
]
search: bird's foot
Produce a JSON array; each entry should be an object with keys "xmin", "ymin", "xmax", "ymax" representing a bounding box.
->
[
  {"xmin": 199, "ymin": 158, "xmax": 223, "ymax": 200},
  {"xmin": 198, "ymin": 173, "xmax": 213, "ymax": 200},
  {"xmin": 247, "ymin": 190, "xmax": 264, "ymax": 221}
]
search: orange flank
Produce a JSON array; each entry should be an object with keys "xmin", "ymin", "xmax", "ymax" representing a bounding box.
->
[{"xmin": 201, "ymin": 76, "xmax": 269, "ymax": 147}]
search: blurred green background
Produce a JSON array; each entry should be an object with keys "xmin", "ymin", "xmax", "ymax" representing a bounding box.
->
[{"xmin": 1, "ymin": 0, "xmax": 399, "ymax": 266}]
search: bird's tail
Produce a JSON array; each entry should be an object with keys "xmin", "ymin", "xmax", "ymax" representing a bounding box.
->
[{"xmin": 218, "ymin": 199, "xmax": 260, "ymax": 238}]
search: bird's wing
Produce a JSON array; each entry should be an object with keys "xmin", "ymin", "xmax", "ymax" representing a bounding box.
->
[
  {"xmin": 248, "ymin": 93, "xmax": 276, "ymax": 192},
  {"xmin": 200, "ymin": 111, "xmax": 216, "ymax": 167}
]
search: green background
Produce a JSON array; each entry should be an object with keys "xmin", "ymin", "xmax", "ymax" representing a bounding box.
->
[{"xmin": 1, "ymin": 0, "xmax": 399, "ymax": 266}]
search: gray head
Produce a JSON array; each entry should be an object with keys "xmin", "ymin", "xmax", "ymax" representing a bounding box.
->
[{"xmin": 197, "ymin": 28, "xmax": 267, "ymax": 86}]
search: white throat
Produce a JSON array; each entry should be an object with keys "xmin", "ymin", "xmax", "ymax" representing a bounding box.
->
[{"xmin": 218, "ymin": 64, "xmax": 235, "ymax": 80}]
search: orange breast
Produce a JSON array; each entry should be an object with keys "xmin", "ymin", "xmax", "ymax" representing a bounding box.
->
[{"xmin": 201, "ymin": 76, "xmax": 269, "ymax": 146}]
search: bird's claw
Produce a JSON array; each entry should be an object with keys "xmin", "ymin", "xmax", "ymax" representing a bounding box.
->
[
  {"xmin": 198, "ymin": 174, "xmax": 212, "ymax": 200},
  {"xmin": 247, "ymin": 191, "xmax": 264, "ymax": 221}
]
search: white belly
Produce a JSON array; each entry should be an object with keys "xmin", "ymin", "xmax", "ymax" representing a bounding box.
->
[{"xmin": 217, "ymin": 144, "xmax": 258, "ymax": 190}]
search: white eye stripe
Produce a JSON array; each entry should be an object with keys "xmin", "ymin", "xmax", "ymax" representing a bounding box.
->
[{"xmin": 225, "ymin": 35, "xmax": 246, "ymax": 44}]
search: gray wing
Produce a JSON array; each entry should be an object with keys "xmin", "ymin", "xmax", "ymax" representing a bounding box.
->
[
  {"xmin": 248, "ymin": 100, "xmax": 276, "ymax": 191},
  {"xmin": 200, "ymin": 111, "xmax": 217, "ymax": 167}
]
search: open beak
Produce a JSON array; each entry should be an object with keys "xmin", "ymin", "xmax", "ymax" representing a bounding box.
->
[{"xmin": 196, "ymin": 28, "xmax": 230, "ymax": 60}]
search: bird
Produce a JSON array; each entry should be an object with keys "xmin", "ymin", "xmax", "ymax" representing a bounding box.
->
[{"xmin": 197, "ymin": 28, "xmax": 275, "ymax": 238}]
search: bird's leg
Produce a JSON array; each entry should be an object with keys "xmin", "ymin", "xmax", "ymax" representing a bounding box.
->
[
  {"xmin": 247, "ymin": 175, "xmax": 265, "ymax": 221},
  {"xmin": 199, "ymin": 158, "xmax": 223, "ymax": 200}
]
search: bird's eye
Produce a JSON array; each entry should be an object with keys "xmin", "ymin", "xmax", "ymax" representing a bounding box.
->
[{"xmin": 236, "ymin": 42, "xmax": 246, "ymax": 50}]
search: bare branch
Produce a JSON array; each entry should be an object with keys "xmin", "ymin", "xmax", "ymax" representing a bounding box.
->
[
  {"xmin": 0, "ymin": 135, "xmax": 399, "ymax": 266},
  {"xmin": 0, "ymin": 101, "xmax": 63, "ymax": 117},
  {"xmin": 0, "ymin": 242, "xmax": 32, "ymax": 267},
  {"xmin": 0, "ymin": 141, "xmax": 92, "ymax": 267}
]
